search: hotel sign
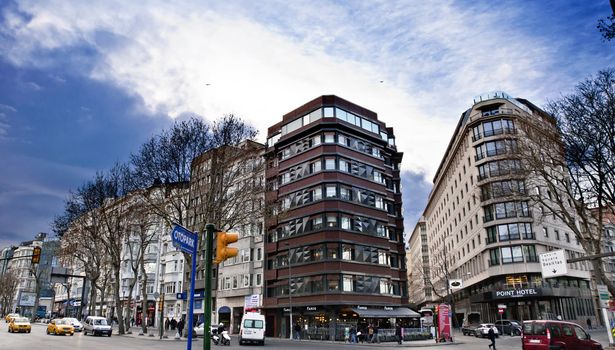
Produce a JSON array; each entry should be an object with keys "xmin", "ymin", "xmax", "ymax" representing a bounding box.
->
[{"xmin": 494, "ymin": 288, "xmax": 540, "ymax": 299}]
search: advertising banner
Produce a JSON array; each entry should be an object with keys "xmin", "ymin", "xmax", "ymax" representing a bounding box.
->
[
  {"xmin": 18, "ymin": 292, "xmax": 36, "ymax": 307},
  {"xmin": 438, "ymin": 303, "xmax": 451, "ymax": 341}
]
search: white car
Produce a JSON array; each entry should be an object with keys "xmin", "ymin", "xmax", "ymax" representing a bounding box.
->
[
  {"xmin": 475, "ymin": 323, "xmax": 499, "ymax": 338},
  {"xmin": 193, "ymin": 323, "xmax": 217, "ymax": 337},
  {"xmin": 63, "ymin": 318, "xmax": 83, "ymax": 332}
]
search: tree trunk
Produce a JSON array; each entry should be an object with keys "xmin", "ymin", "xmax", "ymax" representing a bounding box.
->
[
  {"xmin": 141, "ymin": 260, "xmax": 148, "ymax": 334},
  {"xmin": 113, "ymin": 268, "xmax": 125, "ymax": 334}
]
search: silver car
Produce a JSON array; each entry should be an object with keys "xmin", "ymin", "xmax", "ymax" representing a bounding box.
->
[{"xmin": 63, "ymin": 318, "xmax": 83, "ymax": 332}]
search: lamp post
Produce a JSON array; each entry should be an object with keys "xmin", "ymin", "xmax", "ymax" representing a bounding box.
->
[{"xmin": 285, "ymin": 242, "xmax": 293, "ymax": 340}]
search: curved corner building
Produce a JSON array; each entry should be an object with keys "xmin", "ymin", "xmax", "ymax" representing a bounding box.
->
[
  {"xmin": 412, "ymin": 92, "xmax": 595, "ymax": 325},
  {"xmin": 263, "ymin": 95, "xmax": 408, "ymax": 339}
]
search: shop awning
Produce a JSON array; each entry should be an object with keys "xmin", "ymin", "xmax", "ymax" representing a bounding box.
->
[{"xmin": 350, "ymin": 307, "xmax": 420, "ymax": 318}]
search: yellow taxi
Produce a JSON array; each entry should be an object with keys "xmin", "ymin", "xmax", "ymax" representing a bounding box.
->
[
  {"xmin": 47, "ymin": 318, "xmax": 75, "ymax": 336},
  {"xmin": 5, "ymin": 313, "xmax": 20, "ymax": 323},
  {"xmin": 8, "ymin": 317, "xmax": 31, "ymax": 333}
]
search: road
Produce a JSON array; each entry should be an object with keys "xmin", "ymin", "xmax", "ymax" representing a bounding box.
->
[{"xmin": 0, "ymin": 323, "xmax": 612, "ymax": 350}]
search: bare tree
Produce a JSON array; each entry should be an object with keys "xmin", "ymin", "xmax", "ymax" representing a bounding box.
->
[
  {"xmin": 0, "ymin": 271, "xmax": 19, "ymax": 315},
  {"xmin": 597, "ymin": 0, "xmax": 615, "ymax": 41},
  {"xmin": 518, "ymin": 67, "xmax": 615, "ymax": 295}
]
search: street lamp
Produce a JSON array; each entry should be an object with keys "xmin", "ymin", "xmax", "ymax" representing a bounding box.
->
[{"xmin": 285, "ymin": 242, "xmax": 293, "ymax": 340}]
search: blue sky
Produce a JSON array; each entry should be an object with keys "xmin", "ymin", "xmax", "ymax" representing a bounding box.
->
[{"xmin": 0, "ymin": 0, "xmax": 614, "ymax": 248}]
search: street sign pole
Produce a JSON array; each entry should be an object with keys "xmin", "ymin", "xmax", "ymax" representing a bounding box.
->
[
  {"xmin": 203, "ymin": 224, "xmax": 215, "ymax": 350},
  {"xmin": 170, "ymin": 225, "xmax": 198, "ymax": 350},
  {"xmin": 187, "ymin": 234, "xmax": 197, "ymax": 350}
]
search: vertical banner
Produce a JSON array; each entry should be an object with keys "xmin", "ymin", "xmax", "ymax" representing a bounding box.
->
[{"xmin": 438, "ymin": 304, "xmax": 451, "ymax": 342}]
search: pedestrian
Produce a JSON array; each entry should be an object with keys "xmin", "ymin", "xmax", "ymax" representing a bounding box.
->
[
  {"xmin": 372, "ymin": 324, "xmax": 379, "ymax": 343},
  {"xmin": 294, "ymin": 323, "xmax": 301, "ymax": 340},
  {"xmin": 165, "ymin": 317, "xmax": 170, "ymax": 331},
  {"xmin": 170, "ymin": 318, "xmax": 177, "ymax": 330},
  {"xmin": 488, "ymin": 325, "xmax": 497, "ymax": 350},
  {"xmin": 131, "ymin": 317, "xmax": 135, "ymax": 327},
  {"xmin": 587, "ymin": 318, "xmax": 592, "ymax": 330},
  {"xmin": 395, "ymin": 323, "xmax": 403, "ymax": 344},
  {"xmin": 350, "ymin": 326, "xmax": 357, "ymax": 343},
  {"xmin": 178, "ymin": 318, "xmax": 185, "ymax": 337},
  {"xmin": 368, "ymin": 324, "xmax": 374, "ymax": 342}
]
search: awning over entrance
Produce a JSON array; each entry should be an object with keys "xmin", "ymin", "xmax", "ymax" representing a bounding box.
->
[{"xmin": 350, "ymin": 307, "xmax": 420, "ymax": 318}]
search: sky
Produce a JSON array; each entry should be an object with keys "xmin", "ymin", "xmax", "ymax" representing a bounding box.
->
[{"xmin": 0, "ymin": 0, "xmax": 614, "ymax": 248}]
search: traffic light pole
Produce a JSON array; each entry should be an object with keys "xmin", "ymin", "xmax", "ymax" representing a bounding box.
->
[{"xmin": 203, "ymin": 224, "xmax": 215, "ymax": 350}]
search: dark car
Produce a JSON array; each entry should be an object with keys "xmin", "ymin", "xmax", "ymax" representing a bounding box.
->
[
  {"xmin": 522, "ymin": 320, "xmax": 602, "ymax": 350},
  {"xmin": 494, "ymin": 320, "xmax": 521, "ymax": 336}
]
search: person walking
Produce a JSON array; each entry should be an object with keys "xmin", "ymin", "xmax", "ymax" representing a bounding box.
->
[
  {"xmin": 165, "ymin": 318, "xmax": 170, "ymax": 331},
  {"xmin": 294, "ymin": 323, "xmax": 301, "ymax": 340},
  {"xmin": 178, "ymin": 318, "xmax": 185, "ymax": 337},
  {"xmin": 367, "ymin": 324, "xmax": 374, "ymax": 343},
  {"xmin": 170, "ymin": 318, "xmax": 177, "ymax": 330},
  {"xmin": 350, "ymin": 326, "xmax": 357, "ymax": 343},
  {"xmin": 587, "ymin": 318, "xmax": 592, "ymax": 330},
  {"xmin": 395, "ymin": 323, "xmax": 403, "ymax": 344},
  {"xmin": 488, "ymin": 325, "xmax": 497, "ymax": 350}
]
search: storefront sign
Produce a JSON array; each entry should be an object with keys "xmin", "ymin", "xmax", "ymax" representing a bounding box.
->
[
  {"xmin": 244, "ymin": 294, "xmax": 260, "ymax": 309},
  {"xmin": 384, "ymin": 306, "xmax": 393, "ymax": 311},
  {"xmin": 494, "ymin": 288, "xmax": 540, "ymax": 298},
  {"xmin": 284, "ymin": 308, "xmax": 291, "ymax": 312},
  {"xmin": 306, "ymin": 306, "xmax": 317, "ymax": 311},
  {"xmin": 356, "ymin": 305, "xmax": 367, "ymax": 310}
]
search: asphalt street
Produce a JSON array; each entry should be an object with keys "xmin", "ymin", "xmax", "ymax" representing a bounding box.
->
[{"xmin": 0, "ymin": 322, "xmax": 612, "ymax": 350}]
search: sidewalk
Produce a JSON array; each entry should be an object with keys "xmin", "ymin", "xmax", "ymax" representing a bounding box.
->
[{"xmin": 114, "ymin": 325, "xmax": 462, "ymax": 347}]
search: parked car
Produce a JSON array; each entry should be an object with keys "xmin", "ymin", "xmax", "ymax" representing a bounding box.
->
[
  {"xmin": 63, "ymin": 317, "xmax": 83, "ymax": 332},
  {"xmin": 522, "ymin": 320, "xmax": 602, "ymax": 350},
  {"xmin": 8, "ymin": 317, "xmax": 31, "ymax": 333},
  {"xmin": 475, "ymin": 323, "xmax": 499, "ymax": 338},
  {"xmin": 462, "ymin": 312, "xmax": 481, "ymax": 336},
  {"xmin": 239, "ymin": 312, "xmax": 266, "ymax": 345},
  {"xmin": 5, "ymin": 313, "xmax": 20, "ymax": 323},
  {"xmin": 47, "ymin": 318, "xmax": 75, "ymax": 336},
  {"xmin": 193, "ymin": 323, "xmax": 217, "ymax": 337},
  {"xmin": 494, "ymin": 319, "xmax": 522, "ymax": 336},
  {"xmin": 83, "ymin": 316, "xmax": 112, "ymax": 337}
]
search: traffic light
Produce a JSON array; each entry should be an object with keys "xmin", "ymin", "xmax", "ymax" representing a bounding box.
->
[
  {"xmin": 31, "ymin": 247, "xmax": 41, "ymax": 264},
  {"xmin": 214, "ymin": 231, "xmax": 238, "ymax": 264}
]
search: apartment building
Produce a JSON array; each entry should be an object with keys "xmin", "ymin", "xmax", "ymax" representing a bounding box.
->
[
  {"xmin": 188, "ymin": 140, "xmax": 265, "ymax": 333},
  {"xmin": 413, "ymin": 91, "xmax": 595, "ymax": 325},
  {"xmin": 263, "ymin": 95, "xmax": 408, "ymax": 339},
  {"xmin": 407, "ymin": 217, "xmax": 434, "ymax": 308}
]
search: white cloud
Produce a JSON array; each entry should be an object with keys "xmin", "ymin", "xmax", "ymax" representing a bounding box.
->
[{"xmin": 1, "ymin": 0, "xmax": 612, "ymax": 181}]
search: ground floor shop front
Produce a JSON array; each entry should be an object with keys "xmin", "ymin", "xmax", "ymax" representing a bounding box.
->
[
  {"xmin": 456, "ymin": 283, "xmax": 598, "ymax": 327},
  {"xmin": 264, "ymin": 305, "xmax": 420, "ymax": 340}
]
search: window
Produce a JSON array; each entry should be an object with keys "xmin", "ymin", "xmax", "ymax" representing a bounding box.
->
[
  {"xmin": 341, "ymin": 216, "xmax": 351, "ymax": 230},
  {"xmin": 324, "ymin": 132, "xmax": 335, "ymax": 143},
  {"xmin": 326, "ymin": 215, "xmax": 337, "ymax": 228},
  {"xmin": 340, "ymin": 187, "xmax": 351, "ymax": 200},
  {"xmin": 565, "ymin": 232, "xmax": 570, "ymax": 243},
  {"xmin": 574, "ymin": 326, "xmax": 587, "ymax": 340},
  {"xmin": 311, "ymin": 160, "xmax": 321, "ymax": 173},
  {"xmin": 312, "ymin": 187, "xmax": 322, "ymax": 201},
  {"xmin": 339, "ymin": 159, "xmax": 350, "ymax": 172},
  {"xmin": 312, "ymin": 217, "xmax": 323, "ymax": 230},
  {"xmin": 489, "ymin": 249, "xmax": 500, "ymax": 266},
  {"xmin": 501, "ymin": 246, "xmax": 524, "ymax": 263},
  {"xmin": 543, "ymin": 227, "xmax": 549, "ymax": 238},
  {"xmin": 325, "ymin": 158, "xmax": 336, "ymax": 170},
  {"xmin": 555, "ymin": 230, "xmax": 560, "ymax": 241},
  {"xmin": 326, "ymin": 185, "xmax": 337, "ymax": 198},
  {"xmin": 343, "ymin": 276, "xmax": 354, "ymax": 291}
]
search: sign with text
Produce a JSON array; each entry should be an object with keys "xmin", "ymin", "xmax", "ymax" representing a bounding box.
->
[
  {"xmin": 437, "ymin": 303, "xmax": 451, "ymax": 341},
  {"xmin": 598, "ymin": 284, "xmax": 610, "ymax": 308},
  {"xmin": 171, "ymin": 224, "xmax": 197, "ymax": 255},
  {"xmin": 539, "ymin": 249, "xmax": 568, "ymax": 278},
  {"xmin": 244, "ymin": 294, "xmax": 260, "ymax": 310},
  {"xmin": 18, "ymin": 292, "xmax": 36, "ymax": 307},
  {"xmin": 494, "ymin": 288, "xmax": 540, "ymax": 299}
]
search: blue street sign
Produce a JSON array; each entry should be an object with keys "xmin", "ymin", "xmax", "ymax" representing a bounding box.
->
[
  {"xmin": 170, "ymin": 225, "xmax": 197, "ymax": 255},
  {"xmin": 176, "ymin": 292, "xmax": 187, "ymax": 300}
]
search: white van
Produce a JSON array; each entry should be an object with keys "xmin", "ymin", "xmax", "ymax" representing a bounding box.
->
[
  {"xmin": 83, "ymin": 316, "xmax": 112, "ymax": 337},
  {"xmin": 239, "ymin": 312, "xmax": 266, "ymax": 345}
]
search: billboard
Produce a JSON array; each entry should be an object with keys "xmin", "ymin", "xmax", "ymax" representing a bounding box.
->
[{"xmin": 19, "ymin": 292, "xmax": 36, "ymax": 307}]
